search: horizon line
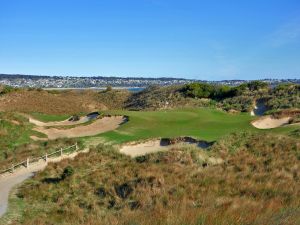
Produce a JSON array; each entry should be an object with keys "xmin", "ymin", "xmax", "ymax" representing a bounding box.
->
[{"xmin": 0, "ymin": 73, "xmax": 299, "ymax": 82}]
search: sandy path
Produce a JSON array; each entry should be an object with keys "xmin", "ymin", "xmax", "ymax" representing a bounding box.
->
[
  {"xmin": 32, "ymin": 116, "xmax": 125, "ymax": 140},
  {"xmin": 0, "ymin": 172, "xmax": 33, "ymax": 217},
  {"xmin": 252, "ymin": 116, "xmax": 291, "ymax": 129},
  {"xmin": 0, "ymin": 149, "xmax": 89, "ymax": 217}
]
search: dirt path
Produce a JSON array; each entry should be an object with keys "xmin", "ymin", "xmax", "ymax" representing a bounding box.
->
[
  {"xmin": 0, "ymin": 173, "xmax": 32, "ymax": 217},
  {"xmin": 0, "ymin": 149, "xmax": 89, "ymax": 217},
  {"xmin": 31, "ymin": 116, "xmax": 125, "ymax": 140}
]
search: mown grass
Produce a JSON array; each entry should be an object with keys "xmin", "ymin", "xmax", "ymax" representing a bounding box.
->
[
  {"xmin": 102, "ymin": 108, "xmax": 257, "ymax": 143},
  {"xmin": 10, "ymin": 133, "xmax": 300, "ymax": 225},
  {"xmin": 84, "ymin": 108, "xmax": 298, "ymax": 145}
]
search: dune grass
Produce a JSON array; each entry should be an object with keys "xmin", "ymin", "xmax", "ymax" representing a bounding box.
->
[{"xmin": 12, "ymin": 134, "xmax": 300, "ymax": 225}]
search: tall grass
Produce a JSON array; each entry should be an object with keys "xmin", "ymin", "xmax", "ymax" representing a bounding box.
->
[{"xmin": 10, "ymin": 133, "xmax": 300, "ymax": 225}]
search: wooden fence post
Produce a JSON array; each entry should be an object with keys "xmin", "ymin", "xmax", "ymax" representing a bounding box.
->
[
  {"xmin": 2, "ymin": 144, "xmax": 77, "ymax": 176},
  {"xmin": 26, "ymin": 158, "xmax": 29, "ymax": 168}
]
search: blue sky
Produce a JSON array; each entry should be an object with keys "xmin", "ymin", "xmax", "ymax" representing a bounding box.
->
[{"xmin": 0, "ymin": 0, "xmax": 300, "ymax": 80}]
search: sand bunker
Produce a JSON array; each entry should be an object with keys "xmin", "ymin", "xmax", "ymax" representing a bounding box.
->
[
  {"xmin": 29, "ymin": 115, "xmax": 93, "ymax": 127},
  {"xmin": 31, "ymin": 116, "xmax": 125, "ymax": 140},
  {"xmin": 251, "ymin": 116, "xmax": 291, "ymax": 129},
  {"xmin": 120, "ymin": 140, "xmax": 168, "ymax": 157},
  {"xmin": 120, "ymin": 138, "xmax": 212, "ymax": 157}
]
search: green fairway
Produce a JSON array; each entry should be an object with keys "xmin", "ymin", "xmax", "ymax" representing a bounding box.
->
[{"xmin": 83, "ymin": 108, "xmax": 259, "ymax": 144}]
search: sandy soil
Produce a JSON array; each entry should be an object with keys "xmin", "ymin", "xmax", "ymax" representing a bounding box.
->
[
  {"xmin": 252, "ymin": 116, "xmax": 291, "ymax": 129},
  {"xmin": 31, "ymin": 116, "xmax": 125, "ymax": 140},
  {"xmin": 0, "ymin": 149, "xmax": 89, "ymax": 217}
]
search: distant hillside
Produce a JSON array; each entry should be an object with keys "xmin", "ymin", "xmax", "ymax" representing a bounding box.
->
[
  {"xmin": 0, "ymin": 74, "xmax": 195, "ymax": 88},
  {"xmin": 125, "ymin": 82, "xmax": 300, "ymax": 113},
  {"xmin": 0, "ymin": 81, "xmax": 299, "ymax": 114},
  {"xmin": 1, "ymin": 74, "xmax": 299, "ymax": 88}
]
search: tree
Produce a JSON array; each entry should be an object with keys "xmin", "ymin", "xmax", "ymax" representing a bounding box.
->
[
  {"xmin": 182, "ymin": 83, "xmax": 214, "ymax": 98},
  {"xmin": 246, "ymin": 81, "xmax": 269, "ymax": 91}
]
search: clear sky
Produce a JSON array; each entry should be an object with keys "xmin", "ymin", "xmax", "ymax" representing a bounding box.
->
[{"xmin": 0, "ymin": 0, "xmax": 300, "ymax": 80}]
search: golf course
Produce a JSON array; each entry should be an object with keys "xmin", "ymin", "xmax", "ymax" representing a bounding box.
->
[
  {"xmin": 0, "ymin": 82, "xmax": 299, "ymax": 225},
  {"xmin": 83, "ymin": 108, "xmax": 298, "ymax": 145}
]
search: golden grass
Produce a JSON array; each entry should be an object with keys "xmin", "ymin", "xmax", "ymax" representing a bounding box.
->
[
  {"xmin": 0, "ymin": 89, "xmax": 108, "ymax": 114},
  {"xmin": 9, "ymin": 133, "xmax": 300, "ymax": 225}
]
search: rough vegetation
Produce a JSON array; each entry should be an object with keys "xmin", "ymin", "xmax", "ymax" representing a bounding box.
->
[
  {"xmin": 0, "ymin": 112, "xmax": 79, "ymax": 170},
  {"xmin": 5, "ymin": 133, "xmax": 300, "ymax": 225},
  {"xmin": 125, "ymin": 85, "xmax": 215, "ymax": 110},
  {"xmin": 0, "ymin": 89, "xmax": 107, "ymax": 114},
  {"xmin": 0, "ymin": 82, "xmax": 299, "ymax": 114},
  {"xmin": 0, "ymin": 82, "xmax": 299, "ymax": 224},
  {"xmin": 125, "ymin": 81, "xmax": 299, "ymax": 113},
  {"xmin": 266, "ymin": 83, "xmax": 300, "ymax": 110}
]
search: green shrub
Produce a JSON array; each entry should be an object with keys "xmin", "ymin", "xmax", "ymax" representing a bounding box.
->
[
  {"xmin": 61, "ymin": 166, "xmax": 74, "ymax": 179},
  {"xmin": 0, "ymin": 85, "xmax": 16, "ymax": 95}
]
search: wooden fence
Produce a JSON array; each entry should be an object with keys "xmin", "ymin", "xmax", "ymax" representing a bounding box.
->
[{"xmin": 0, "ymin": 143, "xmax": 79, "ymax": 176}]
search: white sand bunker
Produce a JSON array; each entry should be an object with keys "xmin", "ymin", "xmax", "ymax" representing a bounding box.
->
[
  {"xmin": 252, "ymin": 116, "xmax": 291, "ymax": 129},
  {"xmin": 120, "ymin": 140, "xmax": 168, "ymax": 157},
  {"xmin": 28, "ymin": 112, "xmax": 100, "ymax": 127},
  {"xmin": 120, "ymin": 138, "xmax": 212, "ymax": 157},
  {"xmin": 31, "ymin": 116, "xmax": 125, "ymax": 140}
]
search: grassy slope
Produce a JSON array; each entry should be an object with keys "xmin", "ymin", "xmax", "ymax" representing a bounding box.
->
[
  {"xmin": 29, "ymin": 112, "xmax": 71, "ymax": 122},
  {"xmin": 0, "ymin": 113, "xmax": 42, "ymax": 150},
  {"xmin": 6, "ymin": 134, "xmax": 299, "ymax": 225},
  {"xmin": 0, "ymin": 112, "xmax": 77, "ymax": 170},
  {"xmin": 84, "ymin": 108, "xmax": 257, "ymax": 144}
]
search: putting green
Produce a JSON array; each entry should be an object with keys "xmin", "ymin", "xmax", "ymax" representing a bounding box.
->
[{"xmin": 85, "ymin": 108, "xmax": 258, "ymax": 144}]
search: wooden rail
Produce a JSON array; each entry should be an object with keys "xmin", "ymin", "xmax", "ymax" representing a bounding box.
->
[{"xmin": 0, "ymin": 143, "xmax": 79, "ymax": 176}]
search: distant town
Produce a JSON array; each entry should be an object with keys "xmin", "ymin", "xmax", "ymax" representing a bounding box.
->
[{"xmin": 0, "ymin": 74, "xmax": 299, "ymax": 88}]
